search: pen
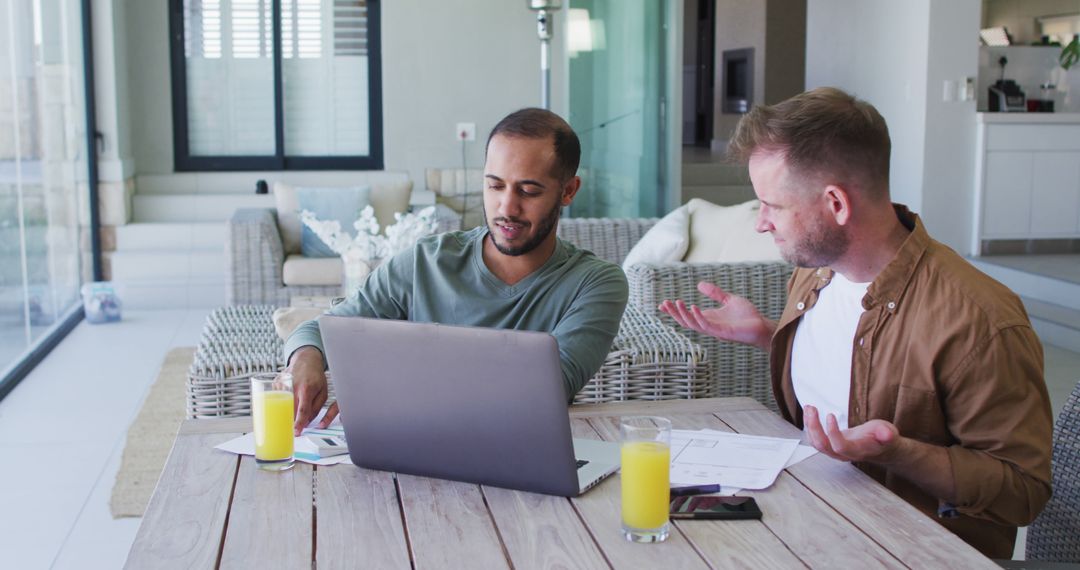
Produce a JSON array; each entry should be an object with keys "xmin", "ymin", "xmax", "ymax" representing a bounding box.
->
[{"xmin": 669, "ymin": 484, "xmax": 722, "ymax": 497}]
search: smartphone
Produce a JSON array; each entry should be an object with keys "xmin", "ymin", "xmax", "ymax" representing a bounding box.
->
[{"xmin": 669, "ymin": 496, "xmax": 763, "ymax": 520}]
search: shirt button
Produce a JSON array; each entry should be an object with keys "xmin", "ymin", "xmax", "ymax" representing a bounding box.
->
[
  {"xmin": 887, "ymin": 301, "xmax": 896, "ymax": 310},
  {"xmin": 859, "ymin": 337, "xmax": 864, "ymax": 346},
  {"xmin": 797, "ymin": 302, "xmax": 806, "ymax": 310}
]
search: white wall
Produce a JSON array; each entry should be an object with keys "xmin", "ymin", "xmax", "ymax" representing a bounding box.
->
[
  {"xmin": 123, "ymin": 0, "xmax": 564, "ymax": 190},
  {"xmin": 806, "ymin": 0, "xmax": 981, "ymax": 253}
]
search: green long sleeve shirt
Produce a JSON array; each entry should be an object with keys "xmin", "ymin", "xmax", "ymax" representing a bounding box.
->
[{"xmin": 284, "ymin": 226, "xmax": 629, "ymax": 400}]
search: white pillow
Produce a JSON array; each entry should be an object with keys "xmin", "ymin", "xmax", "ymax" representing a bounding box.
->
[
  {"xmin": 622, "ymin": 204, "xmax": 691, "ymax": 271},
  {"xmin": 683, "ymin": 199, "xmax": 783, "ymax": 263},
  {"xmin": 275, "ymin": 180, "xmax": 415, "ymax": 255}
]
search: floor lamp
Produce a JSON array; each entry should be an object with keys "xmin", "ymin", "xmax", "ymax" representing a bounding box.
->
[{"xmin": 527, "ymin": 0, "xmax": 561, "ymax": 110}]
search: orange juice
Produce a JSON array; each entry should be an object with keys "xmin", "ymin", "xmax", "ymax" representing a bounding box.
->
[
  {"xmin": 253, "ymin": 390, "xmax": 294, "ymax": 461},
  {"xmin": 621, "ymin": 441, "xmax": 671, "ymax": 530}
]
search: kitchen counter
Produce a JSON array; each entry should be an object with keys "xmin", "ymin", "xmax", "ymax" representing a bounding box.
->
[{"xmin": 977, "ymin": 112, "xmax": 1080, "ymax": 124}]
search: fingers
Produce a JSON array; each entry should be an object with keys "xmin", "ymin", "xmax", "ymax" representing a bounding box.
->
[
  {"xmin": 697, "ymin": 282, "xmax": 731, "ymax": 304},
  {"xmin": 658, "ymin": 300, "xmax": 701, "ymax": 333},
  {"xmin": 319, "ymin": 401, "xmax": 340, "ymax": 428},
  {"xmin": 803, "ymin": 406, "xmax": 841, "ymax": 460},
  {"xmin": 823, "ymin": 413, "xmax": 851, "ymax": 457},
  {"xmin": 294, "ymin": 383, "xmax": 327, "ymax": 436}
]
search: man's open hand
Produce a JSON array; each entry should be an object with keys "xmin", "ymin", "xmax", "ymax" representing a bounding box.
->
[
  {"xmin": 659, "ymin": 282, "xmax": 775, "ymax": 350},
  {"xmin": 803, "ymin": 405, "xmax": 901, "ymax": 463},
  {"xmin": 287, "ymin": 346, "xmax": 338, "ymax": 436}
]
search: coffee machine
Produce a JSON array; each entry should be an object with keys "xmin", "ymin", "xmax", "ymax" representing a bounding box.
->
[{"xmin": 988, "ymin": 56, "xmax": 1027, "ymax": 112}]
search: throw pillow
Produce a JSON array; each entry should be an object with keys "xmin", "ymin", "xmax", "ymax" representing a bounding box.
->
[
  {"xmin": 297, "ymin": 186, "xmax": 372, "ymax": 258},
  {"xmin": 683, "ymin": 199, "xmax": 783, "ymax": 263},
  {"xmin": 621, "ymin": 204, "xmax": 691, "ymax": 270},
  {"xmin": 274, "ymin": 182, "xmax": 303, "ymax": 254}
]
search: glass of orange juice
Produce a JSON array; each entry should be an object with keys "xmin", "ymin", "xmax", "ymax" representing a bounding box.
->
[
  {"xmin": 620, "ymin": 416, "xmax": 672, "ymax": 543},
  {"xmin": 251, "ymin": 372, "xmax": 295, "ymax": 471}
]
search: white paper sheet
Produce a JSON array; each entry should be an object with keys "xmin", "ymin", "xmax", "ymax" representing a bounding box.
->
[{"xmin": 668, "ymin": 429, "xmax": 803, "ymax": 490}]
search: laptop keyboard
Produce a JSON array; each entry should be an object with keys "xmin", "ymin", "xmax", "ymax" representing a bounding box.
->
[{"xmin": 576, "ymin": 459, "xmax": 589, "ymax": 469}]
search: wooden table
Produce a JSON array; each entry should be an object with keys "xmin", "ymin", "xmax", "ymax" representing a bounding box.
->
[{"xmin": 126, "ymin": 398, "xmax": 995, "ymax": 569}]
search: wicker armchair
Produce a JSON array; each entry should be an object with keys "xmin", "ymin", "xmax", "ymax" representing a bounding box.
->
[
  {"xmin": 557, "ymin": 217, "xmax": 792, "ymax": 410},
  {"xmin": 1026, "ymin": 379, "xmax": 1080, "ymax": 563},
  {"xmin": 226, "ymin": 206, "xmax": 461, "ymax": 306}
]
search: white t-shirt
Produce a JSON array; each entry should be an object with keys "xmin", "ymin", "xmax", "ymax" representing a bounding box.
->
[{"xmin": 790, "ymin": 272, "xmax": 870, "ymax": 431}]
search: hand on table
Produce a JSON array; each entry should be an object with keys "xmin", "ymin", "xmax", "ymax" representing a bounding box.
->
[
  {"xmin": 287, "ymin": 346, "xmax": 339, "ymax": 435},
  {"xmin": 803, "ymin": 405, "xmax": 901, "ymax": 463},
  {"xmin": 658, "ymin": 282, "xmax": 775, "ymax": 350}
]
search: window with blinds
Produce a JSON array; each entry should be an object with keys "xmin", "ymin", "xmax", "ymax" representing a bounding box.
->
[{"xmin": 172, "ymin": 0, "xmax": 380, "ymax": 169}]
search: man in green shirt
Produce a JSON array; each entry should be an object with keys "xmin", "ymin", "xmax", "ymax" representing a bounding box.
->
[{"xmin": 286, "ymin": 108, "xmax": 629, "ymax": 435}]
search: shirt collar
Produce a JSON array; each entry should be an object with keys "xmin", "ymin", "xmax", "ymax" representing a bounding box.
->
[{"xmin": 804, "ymin": 204, "xmax": 928, "ymax": 313}]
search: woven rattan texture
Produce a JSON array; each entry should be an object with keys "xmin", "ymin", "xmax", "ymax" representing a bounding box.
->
[
  {"xmin": 188, "ymin": 304, "xmax": 710, "ymax": 417},
  {"xmin": 556, "ymin": 217, "xmax": 792, "ymax": 411},
  {"xmin": 1026, "ymin": 380, "xmax": 1080, "ymax": 563}
]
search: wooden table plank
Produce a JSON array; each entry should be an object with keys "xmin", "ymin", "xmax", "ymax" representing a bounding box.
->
[
  {"xmin": 316, "ymin": 467, "xmax": 412, "ymax": 570},
  {"xmin": 179, "ymin": 416, "xmax": 251, "ymax": 435},
  {"xmin": 219, "ymin": 457, "xmax": 314, "ymax": 569},
  {"xmin": 719, "ymin": 410, "xmax": 998, "ymax": 569},
  {"xmin": 125, "ymin": 431, "xmax": 240, "ymax": 570},
  {"xmin": 396, "ymin": 474, "xmax": 511, "ymax": 569},
  {"xmin": 482, "ymin": 486, "xmax": 611, "ymax": 570},
  {"xmin": 568, "ymin": 419, "xmax": 711, "ymax": 570}
]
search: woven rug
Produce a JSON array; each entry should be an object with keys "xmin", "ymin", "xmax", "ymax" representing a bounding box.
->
[{"xmin": 109, "ymin": 346, "xmax": 195, "ymax": 518}]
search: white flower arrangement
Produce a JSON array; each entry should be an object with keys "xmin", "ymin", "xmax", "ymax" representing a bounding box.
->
[{"xmin": 299, "ymin": 205, "xmax": 440, "ymax": 267}]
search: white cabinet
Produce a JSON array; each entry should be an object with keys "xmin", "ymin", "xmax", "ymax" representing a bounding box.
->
[{"xmin": 975, "ymin": 115, "xmax": 1080, "ymax": 249}]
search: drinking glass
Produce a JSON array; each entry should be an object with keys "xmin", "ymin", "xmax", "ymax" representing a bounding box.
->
[
  {"xmin": 620, "ymin": 416, "xmax": 672, "ymax": 543},
  {"xmin": 251, "ymin": 372, "xmax": 295, "ymax": 471}
]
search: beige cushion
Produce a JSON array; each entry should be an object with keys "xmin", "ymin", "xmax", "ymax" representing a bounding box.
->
[
  {"xmin": 682, "ymin": 199, "xmax": 783, "ymax": 263},
  {"xmin": 273, "ymin": 307, "xmax": 325, "ymax": 340},
  {"xmin": 621, "ymin": 203, "xmax": 691, "ymax": 270},
  {"xmin": 282, "ymin": 254, "xmax": 342, "ymax": 286},
  {"xmin": 274, "ymin": 180, "xmax": 415, "ymax": 254}
]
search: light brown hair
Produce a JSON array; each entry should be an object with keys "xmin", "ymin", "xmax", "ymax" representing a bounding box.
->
[{"xmin": 727, "ymin": 87, "xmax": 891, "ymax": 198}]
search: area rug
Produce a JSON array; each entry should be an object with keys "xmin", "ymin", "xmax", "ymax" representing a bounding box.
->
[{"xmin": 109, "ymin": 346, "xmax": 195, "ymax": 518}]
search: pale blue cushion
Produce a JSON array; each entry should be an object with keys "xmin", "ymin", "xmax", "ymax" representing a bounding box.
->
[{"xmin": 297, "ymin": 186, "xmax": 371, "ymax": 258}]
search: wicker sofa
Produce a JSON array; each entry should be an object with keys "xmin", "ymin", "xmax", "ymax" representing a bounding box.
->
[{"xmin": 557, "ymin": 217, "xmax": 792, "ymax": 410}]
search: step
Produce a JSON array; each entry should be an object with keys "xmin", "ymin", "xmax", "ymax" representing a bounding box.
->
[
  {"xmin": 108, "ymin": 250, "xmax": 226, "ymax": 282},
  {"xmin": 681, "ymin": 162, "xmax": 751, "ymax": 186},
  {"xmin": 114, "ymin": 222, "xmax": 226, "ymax": 252},
  {"xmin": 1021, "ymin": 297, "xmax": 1080, "ymax": 352},
  {"xmin": 969, "ymin": 257, "xmax": 1080, "ymax": 312},
  {"xmin": 681, "ymin": 184, "xmax": 756, "ymax": 206},
  {"xmin": 136, "ymin": 171, "xmax": 410, "ymax": 195},
  {"xmin": 133, "ymin": 194, "xmax": 274, "ymax": 223}
]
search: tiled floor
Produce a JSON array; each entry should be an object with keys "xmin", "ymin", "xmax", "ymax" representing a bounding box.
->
[{"xmin": 0, "ymin": 307, "xmax": 1076, "ymax": 568}]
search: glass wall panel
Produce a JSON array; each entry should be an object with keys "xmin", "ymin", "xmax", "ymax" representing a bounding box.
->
[
  {"xmin": 0, "ymin": 0, "xmax": 90, "ymax": 375},
  {"xmin": 568, "ymin": 0, "xmax": 670, "ymax": 219},
  {"xmin": 282, "ymin": 0, "xmax": 371, "ymax": 157},
  {"xmin": 184, "ymin": 0, "xmax": 276, "ymax": 155}
]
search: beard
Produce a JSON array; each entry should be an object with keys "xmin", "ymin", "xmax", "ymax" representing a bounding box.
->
[
  {"xmin": 483, "ymin": 199, "xmax": 562, "ymax": 257},
  {"xmin": 780, "ymin": 216, "xmax": 850, "ymax": 268}
]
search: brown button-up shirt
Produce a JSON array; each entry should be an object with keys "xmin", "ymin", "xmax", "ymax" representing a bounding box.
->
[{"xmin": 769, "ymin": 205, "xmax": 1052, "ymax": 559}]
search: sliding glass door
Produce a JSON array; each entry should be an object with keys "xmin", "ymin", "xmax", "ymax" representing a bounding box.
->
[
  {"xmin": 0, "ymin": 0, "xmax": 96, "ymax": 397},
  {"xmin": 567, "ymin": 0, "xmax": 674, "ymax": 219}
]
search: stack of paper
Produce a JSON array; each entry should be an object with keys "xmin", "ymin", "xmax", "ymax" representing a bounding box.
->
[
  {"xmin": 669, "ymin": 429, "xmax": 816, "ymax": 494},
  {"xmin": 214, "ymin": 424, "xmax": 353, "ymax": 466}
]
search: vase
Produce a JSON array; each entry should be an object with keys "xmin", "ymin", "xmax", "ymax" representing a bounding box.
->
[{"xmin": 340, "ymin": 250, "xmax": 372, "ymax": 297}]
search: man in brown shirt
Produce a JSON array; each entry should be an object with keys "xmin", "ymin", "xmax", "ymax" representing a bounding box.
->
[{"xmin": 661, "ymin": 87, "xmax": 1052, "ymax": 558}]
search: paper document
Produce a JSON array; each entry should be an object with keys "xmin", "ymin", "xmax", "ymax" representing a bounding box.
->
[
  {"xmin": 214, "ymin": 420, "xmax": 352, "ymax": 466},
  {"xmin": 668, "ymin": 429, "xmax": 810, "ymax": 490}
]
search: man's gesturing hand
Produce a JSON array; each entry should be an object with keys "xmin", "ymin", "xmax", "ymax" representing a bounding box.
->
[
  {"xmin": 287, "ymin": 346, "xmax": 339, "ymax": 436},
  {"xmin": 658, "ymin": 281, "xmax": 775, "ymax": 351},
  {"xmin": 803, "ymin": 405, "xmax": 901, "ymax": 463}
]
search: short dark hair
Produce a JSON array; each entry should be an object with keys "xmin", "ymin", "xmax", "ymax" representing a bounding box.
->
[
  {"xmin": 486, "ymin": 108, "xmax": 581, "ymax": 183},
  {"xmin": 728, "ymin": 87, "xmax": 891, "ymax": 198}
]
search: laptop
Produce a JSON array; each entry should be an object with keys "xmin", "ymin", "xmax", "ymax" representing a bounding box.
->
[{"xmin": 318, "ymin": 315, "xmax": 620, "ymax": 496}]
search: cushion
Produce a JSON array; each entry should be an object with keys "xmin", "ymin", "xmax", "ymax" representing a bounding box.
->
[
  {"xmin": 297, "ymin": 186, "xmax": 372, "ymax": 258},
  {"xmin": 622, "ymin": 204, "xmax": 691, "ymax": 270},
  {"xmin": 282, "ymin": 254, "xmax": 342, "ymax": 286},
  {"xmin": 683, "ymin": 199, "xmax": 783, "ymax": 263},
  {"xmin": 274, "ymin": 180, "xmax": 414, "ymax": 255},
  {"xmin": 273, "ymin": 307, "xmax": 326, "ymax": 340}
]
